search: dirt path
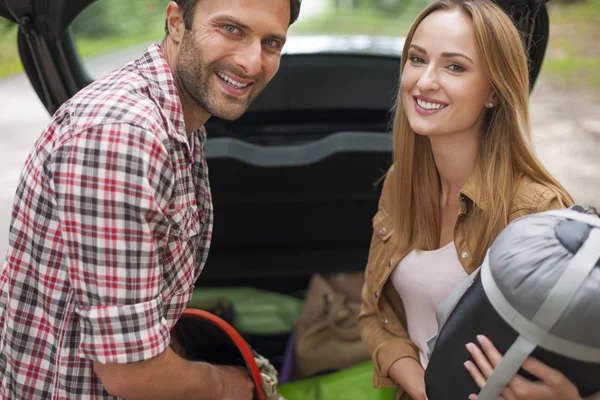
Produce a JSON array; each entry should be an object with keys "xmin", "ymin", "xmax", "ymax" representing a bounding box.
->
[{"xmin": 530, "ymin": 74, "xmax": 600, "ymax": 209}]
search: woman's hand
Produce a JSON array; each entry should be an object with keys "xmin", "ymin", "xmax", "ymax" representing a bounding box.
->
[
  {"xmin": 464, "ymin": 335, "xmax": 581, "ymax": 400},
  {"xmin": 389, "ymin": 357, "xmax": 429, "ymax": 400}
]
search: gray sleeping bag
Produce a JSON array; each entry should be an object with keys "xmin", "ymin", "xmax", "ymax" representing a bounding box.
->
[{"xmin": 425, "ymin": 206, "xmax": 600, "ymax": 400}]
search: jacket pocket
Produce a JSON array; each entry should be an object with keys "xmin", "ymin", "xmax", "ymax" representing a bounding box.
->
[{"xmin": 372, "ymin": 210, "xmax": 395, "ymax": 243}]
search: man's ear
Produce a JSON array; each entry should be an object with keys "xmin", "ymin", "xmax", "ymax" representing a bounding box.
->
[{"xmin": 166, "ymin": 1, "xmax": 185, "ymax": 44}]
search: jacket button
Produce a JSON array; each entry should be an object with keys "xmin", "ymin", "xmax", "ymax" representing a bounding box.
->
[
  {"xmin": 379, "ymin": 227, "xmax": 387, "ymax": 235},
  {"xmin": 461, "ymin": 251, "xmax": 469, "ymax": 259},
  {"xmin": 388, "ymin": 260, "xmax": 393, "ymax": 267}
]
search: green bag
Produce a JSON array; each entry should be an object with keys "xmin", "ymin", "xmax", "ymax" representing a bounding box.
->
[
  {"xmin": 278, "ymin": 361, "xmax": 397, "ymax": 400},
  {"xmin": 188, "ymin": 287, "xmax": 304, "ymax": 335}
]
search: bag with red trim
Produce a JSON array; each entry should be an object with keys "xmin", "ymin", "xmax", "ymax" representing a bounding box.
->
[{"xmin": 171, "ymin": 308, "xmax": 286, "ymax": 400}]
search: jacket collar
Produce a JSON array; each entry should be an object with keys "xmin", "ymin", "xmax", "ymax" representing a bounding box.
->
[{"xmin": 459, "ymin": 172, "xmax": 486, "ymax": 213}]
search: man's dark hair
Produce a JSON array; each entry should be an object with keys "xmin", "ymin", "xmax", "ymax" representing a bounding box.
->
[{"xmin": 164, "ymin": 0, "xmax": 302, "ymax": 35}]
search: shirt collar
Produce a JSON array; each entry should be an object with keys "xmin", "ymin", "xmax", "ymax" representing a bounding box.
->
[{"xmin": 135, "ymin": 43, "xmax": 191, "ymax": 144}]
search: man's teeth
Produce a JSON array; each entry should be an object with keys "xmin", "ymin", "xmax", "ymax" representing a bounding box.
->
[
  {"xmin": 417, "ymin": 98, "xmax": 446, "ymax": 110},
  {"xmin": 217, "ymin": 72, "xmax": 249, "ymax": 89}
]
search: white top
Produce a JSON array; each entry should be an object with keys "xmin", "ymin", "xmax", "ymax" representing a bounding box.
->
[{"xmin": 390, "ymin": 241, "xmax": 468, "ymax": 369}]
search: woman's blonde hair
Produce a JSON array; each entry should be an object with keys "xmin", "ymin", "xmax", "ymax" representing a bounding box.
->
[{"xmin": 391, "ymin": 0, "xmax": 573, "ymax": 267}]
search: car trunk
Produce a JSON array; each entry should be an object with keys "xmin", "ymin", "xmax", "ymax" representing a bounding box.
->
[{"xmin": 197, "ymin": 51, "xmax": 400, "ymax": 371}]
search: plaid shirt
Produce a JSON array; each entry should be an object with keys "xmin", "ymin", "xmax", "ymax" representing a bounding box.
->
[{"xmin": 0, "ymin": 43, "xmax": 213, "ymax": 399}]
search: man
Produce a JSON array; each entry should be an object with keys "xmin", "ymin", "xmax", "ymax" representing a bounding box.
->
[{"xmin": 0, "ymin": 0, "xmax": 300, "ymax": 399}]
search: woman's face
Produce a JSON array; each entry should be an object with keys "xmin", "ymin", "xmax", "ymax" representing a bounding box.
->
[{"xmin": 400, "ymin": 9, "xmax": 495, "ymax": 139}]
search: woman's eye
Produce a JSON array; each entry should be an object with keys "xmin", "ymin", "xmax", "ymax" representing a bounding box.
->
[
  {"xmin": 448, "ymin": 64, "xmax": 466, "ymax": 73},
  {"xmin": 409, "ymin": 55, "xmax": 425, "ymax": 64}
]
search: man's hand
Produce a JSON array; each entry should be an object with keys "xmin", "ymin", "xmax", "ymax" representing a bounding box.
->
[
  {"xmin": 389, "ymin": 357, "xmax": 429, "ymax": 400},
  {"xmin": 212, "ymin": 365, "xmax": 255, "ymax": 400},
  {"xmin": 464, "ymin": 335, "xmax": 581, "ymax": 400}
]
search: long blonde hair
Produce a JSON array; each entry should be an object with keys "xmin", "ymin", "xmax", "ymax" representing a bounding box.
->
[{"xmin": 391, "ymin": 0, "xmax": 573, "ymax": 266}]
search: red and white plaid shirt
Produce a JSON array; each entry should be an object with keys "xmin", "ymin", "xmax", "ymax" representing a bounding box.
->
[{"xmin": 0, "ymin": 43, "xmax": 213, "ymax": 399}]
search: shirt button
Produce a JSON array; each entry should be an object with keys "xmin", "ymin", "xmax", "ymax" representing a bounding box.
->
[
  {"xmin": 381, "ymin": 316, "xmax": 389, "ymax": 324},
  {"xmin": 379, "ymin": 227, "xmax": 387, "ymax": 236},
  {"xmin": 461, "ymin": 251, "xmax": 469, "ymax": 259},
  {"xmin": 374, "ymin": 291, "xmax": 379, "ymax": 299},
  {"xmin": 388, "ymin": 260, "xmax": 393, "ymax": 267}
]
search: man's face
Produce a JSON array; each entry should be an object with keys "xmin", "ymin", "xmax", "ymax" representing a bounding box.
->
[{"xmin": 173, "ymin": 0, "xmax": 289, "ymax": 120}]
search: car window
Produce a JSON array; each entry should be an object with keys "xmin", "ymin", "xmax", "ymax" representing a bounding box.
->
[{"xmin": 71, "ymin": 0, "xmax": 425, "ymax": 79}]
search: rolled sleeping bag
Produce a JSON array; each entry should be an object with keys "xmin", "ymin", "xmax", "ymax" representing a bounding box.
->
[{"xmin": 425, "ymin": 206, "xmax": 600, "ymax": 400}]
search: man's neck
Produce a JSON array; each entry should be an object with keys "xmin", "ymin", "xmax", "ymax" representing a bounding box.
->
[{"xmin": 161, "ymin": 38, "xmax": 211, "ymax": 137}]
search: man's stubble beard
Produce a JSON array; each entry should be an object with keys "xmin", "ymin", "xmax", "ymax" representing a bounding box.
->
[{"xmin": 174, "ymin": 31, "xmax": 268, "ymax": 121}]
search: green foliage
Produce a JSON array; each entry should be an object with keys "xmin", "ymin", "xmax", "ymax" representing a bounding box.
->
[
  {"xmin": 356, "ymin": 0, "xmax": 428, "ymax": 15},
  {"xmin": 71, "ymin": 0, "xmax": 166, "ymax": 38},
  {"xmin": 292, "ymin": 0, "xmax": 425, "ymax": 36}
]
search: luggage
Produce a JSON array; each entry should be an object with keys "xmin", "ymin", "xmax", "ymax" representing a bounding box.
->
[
  {"xmin": 188, "ymin": 287, "xmax": 304, "ymax": 336},
  {"xmin": 186, "ymin": 286, "xmax": 304, "ymax": 370},
  {"xmin": 425, "ymin": 207, "xmax": 600, "ymax": 400},
  {"xmin": 279, "ymin": 361, "xmax": 396, "ymax": 400},
  {"xmin": 171, "ymin": 308, "xmax": 285, "ymax": 400},
  {"xmin": 293, "ymin": 272, "xmax": 370, "ymax": 379}
]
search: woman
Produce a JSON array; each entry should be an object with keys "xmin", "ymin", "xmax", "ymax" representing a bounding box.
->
[{"xmin": 356, "ymin": 0, "xmax": 591, "ymax": 399}]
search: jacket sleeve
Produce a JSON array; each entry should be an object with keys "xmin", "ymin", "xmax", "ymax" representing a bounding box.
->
[{"xmin": 357, "ymin": 166, "xmax": 420, "ymax": 389}]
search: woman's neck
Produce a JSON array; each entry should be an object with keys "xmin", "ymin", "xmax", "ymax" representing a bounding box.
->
[{"xmin": 429, "ymin": 131, "xmax": 480, "ymax": 207}]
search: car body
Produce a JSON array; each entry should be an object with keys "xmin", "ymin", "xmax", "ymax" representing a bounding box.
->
[{"xmin": 0, "ymin": 0, "xmax": 551, "ymax": 376}]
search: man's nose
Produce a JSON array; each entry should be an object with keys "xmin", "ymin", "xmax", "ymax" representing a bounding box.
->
[
  {"xmin": 417, "ymin": 66, "xmax": 440, "ymax": 92},
  {"xmin": 233, "ymin": 39, "xmax": 262, "ymax": 78}
]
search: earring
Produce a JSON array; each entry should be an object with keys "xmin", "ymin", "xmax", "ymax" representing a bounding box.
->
[{"xmin": 487, "ymin": 102, "xmax": 494, "ymax": 108}]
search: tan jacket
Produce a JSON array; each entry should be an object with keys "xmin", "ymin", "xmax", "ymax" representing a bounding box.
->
[{"xmin": 357, "ymin": 165, "xmax": 570, "ymax": 400}]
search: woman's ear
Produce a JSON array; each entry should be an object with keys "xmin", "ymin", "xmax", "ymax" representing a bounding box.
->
[{"xmin": 485, "ymin": 93, "xmax": 499, "ymax": 108}]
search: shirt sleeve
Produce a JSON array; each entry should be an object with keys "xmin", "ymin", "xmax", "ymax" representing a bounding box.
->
[{"xmin": 52, "ymin": 122, "xmax": 175, "ymax": 364}]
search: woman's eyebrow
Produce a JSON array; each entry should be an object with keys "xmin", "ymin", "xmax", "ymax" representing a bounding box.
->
[
  {"xmin": 442, "ymin": 52, "xmax": 474, "ymax": 64},
  {"xmin": 409, "ymin": 44, "xmax": 474, "ymax": 64}
]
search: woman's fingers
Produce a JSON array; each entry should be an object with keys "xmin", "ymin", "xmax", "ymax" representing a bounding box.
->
[
  {"xmin": 466, "ymin": 341, "xmax": 495, "ymax": 377},
  {"xmin": 520, "ymin": 357, "xmax": 562, "ymax": 384},
  {"xmin": 465, "ymin": 360, "xmax": 488, "ymax": 388},
  {"xmin": 476, "ymin": 335, "xmax": 505, "ymax": 367}
]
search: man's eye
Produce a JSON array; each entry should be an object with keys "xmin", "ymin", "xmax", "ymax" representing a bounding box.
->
[
  {"xmin": 264, "ymin": 39, "xmax": 278, "ymax": 47},
  {"xmin": 223, "ymin": 25, "xmax": 238, "ymax": 34}
]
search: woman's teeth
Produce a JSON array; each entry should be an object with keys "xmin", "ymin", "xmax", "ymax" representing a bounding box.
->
[{"xmin": 417, "ymin": 98, "xmax": 446, "ymax": 110}]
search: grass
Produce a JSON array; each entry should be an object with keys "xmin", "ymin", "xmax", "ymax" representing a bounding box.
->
[
  {"xmin": 542, "ymin": 0, "xmax": 600, "ymax": 88},
  {"xmin": 289, "ymin": 6, "xmax": 421, "ymax": 37},
  {"xmin": 0, "ymin": 27, "xmax": 21, "ymax": 78},
  {"xmin": 76, "ymin": 32, "xmax": 162, "ymax": 60},
  {"xmin": 0, "ymin": 21, "xmax": 164, "ymax": 80}
]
